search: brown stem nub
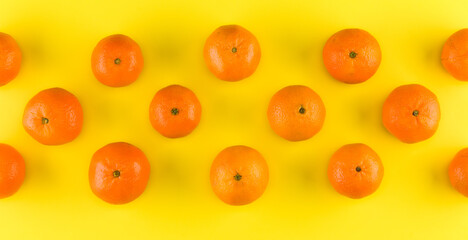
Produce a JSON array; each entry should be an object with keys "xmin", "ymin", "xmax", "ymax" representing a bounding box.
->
[
  {"xmin": 349, "ymin": 51, "xmax": 357, "ymax": 58},
  {"xmin": 412, "ymin": 110, "xmax": 419, "ymax": 117},
  {"xmin": 42, "ymin": 117, "xmax": 49, "ymax": 125},
  {"xmin": 114, "ymin": 58, "xmax": 121, "ymax": 65},
  {"xmin": 355, "ymin": 166, "xmax": 361, "ymax": 172},
  {"xmin": 234, "ymin": 173, "xmax": 242, "ymax": 181},
  {"xmin": 171, "ymin": 108, "xmax": 179, "ymax": 115},
  {"xmin": 113, "ymin": 170, "xmax": 120, "ymax": 178},
  {"xmin": 299, "ymin": 105, "xmax": 306, "ymax": 114}
]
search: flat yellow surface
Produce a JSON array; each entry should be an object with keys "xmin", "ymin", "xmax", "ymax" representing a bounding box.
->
[{"xmin": 1, "ymin": 0, "xmax": 468, "ymax": 239}]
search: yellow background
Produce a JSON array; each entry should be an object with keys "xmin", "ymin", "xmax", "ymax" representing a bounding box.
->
[{"xmin": 1, "ymin": 0, "xmax": 468, "ymax": 239}]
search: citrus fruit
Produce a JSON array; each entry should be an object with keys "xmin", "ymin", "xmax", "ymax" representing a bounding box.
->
[
  {"xmin": 0, "ymin": 32, "xmax": 22, "ymax": 86},
  {"xmin": 0, "ymin": 143, "xmax": 25, "ymax": 199},
  {"xmin": 203, "ymin": 25, "xmax": 261, "ymax": 81},
  {"xmin": 210, "ymin": 145, "xmax": 269, "ymax": 206},
  {"xmin": 382, "ymin": 84, "xmax": 440, "ymax": 143},
  {"xmin": 449, "ymin": 148, "xmax": 468, "ymax": 197},
  {"xmin": 89, "ymin": 142, "xmax": 150, "ymax": 205},
  {"xmin": 441, "ymin": 29, "xmax": 468, "ymax": 81},
  {"xmin": 23, "ymin": 88, "xmax": 83, "ymax": 145},
  {"xmin": 267, "ymin": 85, "xmax": 326, "ymax": 141},
  {"xmin": 91, "ymin": 34, "xmax": 144, "ymax": 87},
  {"xmin": 328, "ymin": 143, "xmax": 384, "ymax": 199},
  {"xmin": 149, "ymin": 85, "xmax": 201, "ymax": 138},
  {"xmin": 323, "ymin": 28, "xmax": 381, "ymax": 84}
]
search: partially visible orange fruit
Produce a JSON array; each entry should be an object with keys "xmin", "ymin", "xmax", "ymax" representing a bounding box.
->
[
  {"xmin": 449, "ymin": 148, "xmax": 468, "ymax": 197},
  {"xmin": 0, "ymin": 143, "xmax": 25, "ymax": 199},
  {"xmin": 441, "ymin": 29, "xmax": 468, "ymax": 80},
  {"xmin": 0, "ymin": 32, "xmax": 22, "ymax": 86}
]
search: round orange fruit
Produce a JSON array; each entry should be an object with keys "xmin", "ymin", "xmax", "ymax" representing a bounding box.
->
[
  {"xmin": 441, "ymin": 29, "xmax": 468, "ymax": 80},
  {"xmin": 203, "ymin": 25, "xmax": 261, "ymax": 81},
  {"xmin": 210, "ymin": 145, "xmax": 269, "ymax": 206},
  {"xmin": 91, "ymin": 34, "xmax": 144, "ymax": 87},
  {"xmin": 149, "ymin": 85, "xmax": 201, "ymax": 138},
  {"xmin": 89, "ymin": 142, "xmax": 150, "ymax": 204},
  {"xmin": 0, "ymin": 143, "xmax": 25, "ymax": 199},
  {"xmin": 0, "ymin": 32, "xmax": 21, "ymax": 87},
  {"xmin": 23, "ymin": 88, "xmax": 83, "ymax": 145},
  {"xmin": 449, "ymin": 148, "xmax": 468, "ymax": 197},
  {"xmin": 323, "ymin": 29, "xmax": 381, "ymax": 84},
  {"xmin": 328, "ymin": 143, "xmax": 384, "ymax": 199},
  {"xmin": 267, "ymin": 85, "xmax": 326, "ymax": 141},
  {"xmin": 382, "ymin": 84, "xmax": 440, "ymax": 143}
]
